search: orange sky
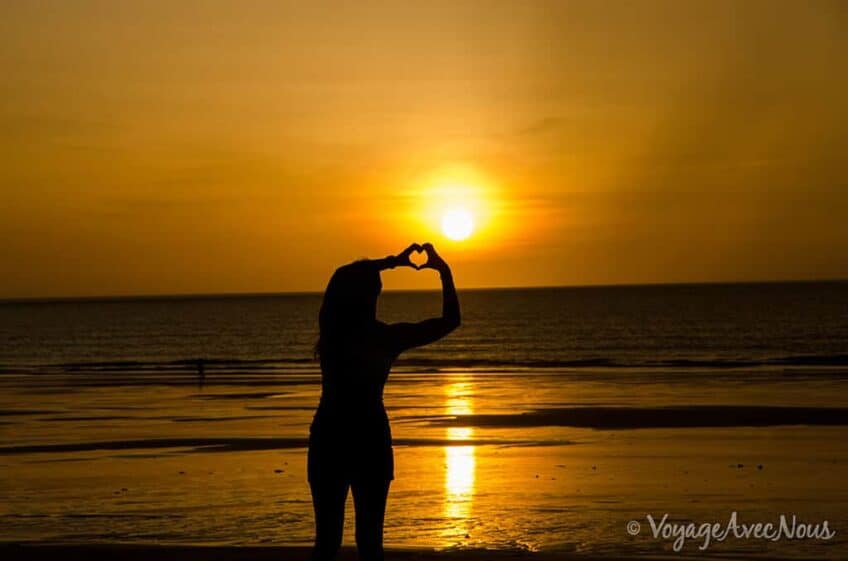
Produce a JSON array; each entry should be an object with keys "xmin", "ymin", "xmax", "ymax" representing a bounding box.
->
[{"xmin": 1, "ymin": 1, "xmax": 846, "ymax": 298}]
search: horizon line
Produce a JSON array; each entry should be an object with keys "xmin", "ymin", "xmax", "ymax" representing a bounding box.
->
[{"xmin": 1, "ymin": 277, "xmax": 846, "ymax": 304}]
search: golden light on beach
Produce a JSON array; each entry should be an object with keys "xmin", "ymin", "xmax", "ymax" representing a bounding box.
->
[
  {"xmin": 441, "ymin": 208, "xmax": 474, "ymax": 241},
  {"xmin": 446, "ymin": 429, "xmax": 475, "ymax": 497},
  {"xmin": 443, "ymin": 379, "xmax": 476, "ymax": 538}
]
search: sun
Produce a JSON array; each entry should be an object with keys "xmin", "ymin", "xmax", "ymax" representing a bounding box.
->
[
  {"xmin": 441, "ymin": 208, "xmax": 474, "ymax": 241},
  {"xmin": 409, "ymin": 165, "xmax": 497, "ymax": 244}
]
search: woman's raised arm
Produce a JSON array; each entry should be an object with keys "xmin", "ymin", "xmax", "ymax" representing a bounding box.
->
[
  {"xmin": 387, "ymin": 243, "xmax": 461, "ymax": 355},
  {"xmin": 367, "ymin": 243, "xmax": 422, "ymax": 271}
]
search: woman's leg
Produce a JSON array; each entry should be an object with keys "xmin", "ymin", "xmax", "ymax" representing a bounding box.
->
[
  {"xmin": 351, "ymin": 478, "xmax": 391, "ymax": 561},
  {"xmin": 309, "ymin": 477, "xmax": 349, "ymax": 561}
]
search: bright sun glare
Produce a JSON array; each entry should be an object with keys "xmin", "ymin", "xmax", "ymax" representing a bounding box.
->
[{"xmin": 441, "ymin": 208, "xmax": 474, "ymax": 241}]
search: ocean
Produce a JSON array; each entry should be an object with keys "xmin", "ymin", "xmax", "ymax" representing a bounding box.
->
[
  {"xmin": 2, "ymin": 282, "xmax": 847, "ymax": 557},
  {"xmin": 3, "ymin": 282, "xmax": 848, "ymax": 373}
]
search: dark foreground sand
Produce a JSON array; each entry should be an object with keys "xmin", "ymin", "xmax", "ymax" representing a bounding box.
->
[
  {"xmin": 0, "ymin": 544, "xmax": 821, "ymax": 561},
  {"xmin": 0, "ymin": 545, "xmax": 559, "ymax": 561}
]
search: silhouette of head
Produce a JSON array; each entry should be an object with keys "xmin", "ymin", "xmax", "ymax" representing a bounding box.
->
[{"xmin": 316, "ymin": 261, "xmax": 381, "ymax": 358}]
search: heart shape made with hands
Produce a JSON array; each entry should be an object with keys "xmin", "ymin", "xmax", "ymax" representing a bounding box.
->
[{"xmin": 408, "ymin": 247, "xmax": 429, "ymax": 270}]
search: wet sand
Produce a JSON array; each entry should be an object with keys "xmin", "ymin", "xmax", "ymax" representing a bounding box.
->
[
  {"xmin": 2, "ymin": 370, "xmax": 847, "ymax": 557},
  {"xmin": 431, "ymin": 405, "xmax": 848, "ymax": 429}
]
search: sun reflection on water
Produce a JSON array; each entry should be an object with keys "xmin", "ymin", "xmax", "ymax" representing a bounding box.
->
[{"xmin": 443, "ymin": 379, "xmax": 475, "ymax": 541}]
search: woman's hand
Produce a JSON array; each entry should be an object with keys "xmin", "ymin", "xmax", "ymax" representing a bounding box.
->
[
  {"xmin": 420, "ymin": 243, "xmax": 449, "ymax": 273},
  {"xmin": 394, "ymin": 243, "xmax": 423, "ymax": 269}
]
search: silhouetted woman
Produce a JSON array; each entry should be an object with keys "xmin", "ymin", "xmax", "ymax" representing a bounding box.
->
[{"xmin": 309, "ymin": 242, "xmax": 460, "ymax": 561}]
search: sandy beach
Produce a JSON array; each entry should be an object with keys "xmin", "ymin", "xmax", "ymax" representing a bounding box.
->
[{"xmin": 3, "ymin": 368, "xmax": 847, "ymax": 559}]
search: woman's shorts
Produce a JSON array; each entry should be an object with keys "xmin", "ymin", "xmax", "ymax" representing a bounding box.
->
[{"xmin": 307, "ymin": 430, "xmax": 394, "ymax": 483}]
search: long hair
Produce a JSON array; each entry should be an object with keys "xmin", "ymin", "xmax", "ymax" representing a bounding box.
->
[{"xmin": 314, "ymin": 261, "xmax": 382, "ymax": 361}]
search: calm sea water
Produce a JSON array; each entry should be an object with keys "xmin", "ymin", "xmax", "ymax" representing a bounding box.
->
[
  {"xmin": 2, "ymin": 282, "xmax": 848, "ymax": 373},
  {"xmin": 2, "ymin": 282, "xmax": 847, "ymax": 557}
]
